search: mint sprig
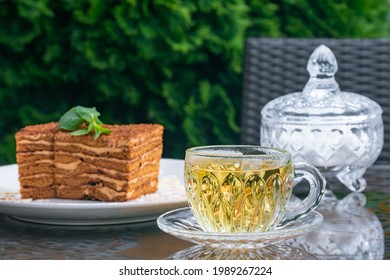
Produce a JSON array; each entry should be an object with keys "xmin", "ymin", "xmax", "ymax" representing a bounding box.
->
[{"xmin": 58, "ymin": 106, "xmax": 111, "ymax": 139}]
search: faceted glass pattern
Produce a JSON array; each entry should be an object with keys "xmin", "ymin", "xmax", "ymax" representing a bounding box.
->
[
  {"xmin": 261, "ymin": 116, "xmax": 383, "ymax": 191},
  {"xmin": 185, "ymin": 165, "xmax": 292, "ymax": 233},
  {"xmin": 261, "ymin": 45, "xmax": 384, "ymax": 192}
]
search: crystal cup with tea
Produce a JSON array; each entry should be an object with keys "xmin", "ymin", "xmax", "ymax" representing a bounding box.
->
[{"xmin": 184, "ymin": 145, "xmax": 326, "ymax": 233}]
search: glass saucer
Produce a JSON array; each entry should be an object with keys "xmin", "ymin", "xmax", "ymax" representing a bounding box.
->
[
  {"xmin": 157, "ymin": 207, "xmax": 323, "ymax": 248},
  {"xmin": 167, "ymin": 244, "xmax": 316, "ymax": 260}
]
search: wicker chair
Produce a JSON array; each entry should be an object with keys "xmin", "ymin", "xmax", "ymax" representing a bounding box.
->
[{"xmin": 241, "ymin": 38, "xmax": 390, "ymax": 164}]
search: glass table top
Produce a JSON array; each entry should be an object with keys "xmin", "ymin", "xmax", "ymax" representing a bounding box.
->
[{"xmin": 0, "ymin": 165, "xmax": 388, "ymax": 260}]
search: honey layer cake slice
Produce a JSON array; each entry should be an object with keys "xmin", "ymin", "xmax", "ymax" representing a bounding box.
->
[{"xmin": 54, "ymin": 124, "xmax": 164, "ymax": 201}]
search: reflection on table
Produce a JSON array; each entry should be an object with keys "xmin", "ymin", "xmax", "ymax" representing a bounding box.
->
[
  {"xmin": 167, "ymin": 244, "xmax": 316, "ymax": 260},
  {"xmin": 287, "ymin": 192, "xmax": 384, "ymax": 259},
  {"xmin": 0, "ymin": 217, "xmax": 191, "ymax": 259},
  {"xmin": 0, "ymin": 165, "xmax": 389, "ymax": 260}
]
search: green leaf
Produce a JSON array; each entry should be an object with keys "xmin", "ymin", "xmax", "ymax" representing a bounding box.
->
[
  {"xmin": 58, "ymin": 106, "xmax": 111, "ymax": 139},
  {"xmin": 94, "ymin": 123, "xmax": 111, "ymax": 134},
  {"xmin": 70, "ymin": 128, "xmax": 90, "ymax": 136},
  {"xmin": 58, "ymin": 108, "xmax": 84, "ymax": 131},
  {"xmin": 94, "ymin": 128, "xmax": 101, "ymax": 139},
  {"xmin": 87, "ymin": 122, "xmax": 94, "ymax": 133},
  {"xmin": 74, "ymin": 106, "xmax": 100, "ymax": 122}
]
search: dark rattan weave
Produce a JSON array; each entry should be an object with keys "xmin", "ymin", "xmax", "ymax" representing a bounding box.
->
[{"xmin": 241, "ymin": 38, "xmax": 390, "ymax": 164}]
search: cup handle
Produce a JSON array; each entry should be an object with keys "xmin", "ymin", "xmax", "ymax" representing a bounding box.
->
[{"xmin": 278, "ymin": 162, "xmax": 326, "ymax": 227}]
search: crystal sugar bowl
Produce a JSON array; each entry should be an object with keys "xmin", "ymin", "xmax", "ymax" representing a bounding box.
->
[{"xmin": 260, "ymin": 45, "xmax": 383, "ymax": 192}]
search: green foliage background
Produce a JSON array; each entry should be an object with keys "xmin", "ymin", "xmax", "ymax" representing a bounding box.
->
[{"xmin": 0, "ymin": 0, "xmax": 389, "ymax": 164}]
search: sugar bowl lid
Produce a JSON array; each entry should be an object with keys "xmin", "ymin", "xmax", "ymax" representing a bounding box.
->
[{"xmin": 261, "ymin": 45, "xmax": 382, "ymax": 123}]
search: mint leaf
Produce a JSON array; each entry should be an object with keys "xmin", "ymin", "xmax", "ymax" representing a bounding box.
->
[
  {"xmin": 58, "ymin": 106, "xmax": 111, "ymax": 139},
  {"xmin": 94, "ymin": 123, "xmax": 111, "ymax": 134},
  {"xmin": 94, "ymin": 129, "xmax": 101, "ymax": 140},
  {"xmin": 58, "ymin": 108, "xmax": 84, "ymax": 131},
  {"xmin": 87, "ymin": 122, "xmax": 94, "ymax": 133},
  {"xmin": 71, "ymin": 128, "xmax": 90, "ymax": 136},
  {"xmin": 74, "ymin": 106, "xmax": 100, "ymax": 123}
]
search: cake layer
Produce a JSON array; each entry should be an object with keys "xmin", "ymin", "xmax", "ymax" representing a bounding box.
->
[
  {"xmin": 54, "ymin": 137, "xmax": 162, "ymax": 159},
  {"xmin": 16, "ymin": 142, "xmax": 54, "ymax": 153},
  {"xmin": 16, "ymin": 151, "xmax": 54, "ymax": 164},
  {"xmin": 18, "ymin": 161, "xmax": 55, "ymax": 176},
  {"xmin": 15, "ymin": 122, "xmax": 57, "ymax": 153},
  {"xmin": 19, "ymin": 174, "xmax": 55, "ymax": 188},
  {"xmin": 55, "ymin": 169, "xmax": 159, "ymax": 192},
  {"xmin": 54, "ymin": 124, "xmax": 163, "ymax": 147},
  {"xmin": 54, "ymin": 146, "xmax": 162, "ymax": 176},
  {"xmin": 20, "ymin": 186, "xmax": 56, "ymax": 199},
  {"xmin": 15, "ymin": 122, "xmax": 58, "ymax": 141},
  {"xmin": 54, "ymin": 124, "xmax": 163, "ymax": 161},
  {"xmin": 56, "ymin": 180, "xmax": 158, "ymax": 201},
  {"xmin": 54, "ymin": 158, "xmax": 160, "ymax": 181},
  {"xmin": 54, "ymin": 144, "xmax": 162, "ymax": 173}
]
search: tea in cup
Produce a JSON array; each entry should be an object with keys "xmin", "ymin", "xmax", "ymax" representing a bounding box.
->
[{"xmin": 184, "ymin": 145, "xmax": 325, "ymax": 233}]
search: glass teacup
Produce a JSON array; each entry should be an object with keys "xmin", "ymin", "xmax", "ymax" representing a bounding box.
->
[{"xmin": 184, "ymin": 145, "xmax": 326, "ymax": 233}]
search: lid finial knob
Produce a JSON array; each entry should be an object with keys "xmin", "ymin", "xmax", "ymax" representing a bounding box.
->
[
  {"xmin": 302, "ymin": 44, "xmax": 342, "ymax": 105},
  {"xmin": 307, "ymin": 44, "xmax": 338, "ymax": 77}
]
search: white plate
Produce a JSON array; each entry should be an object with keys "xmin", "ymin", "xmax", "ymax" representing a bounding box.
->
[
  {"xmin": 157, "ymin": 207, "xmax": 323, "ymax": 248},
  {"xmin": 0, "ymin": 158, "xmax": 188, "ymax": 225}
]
